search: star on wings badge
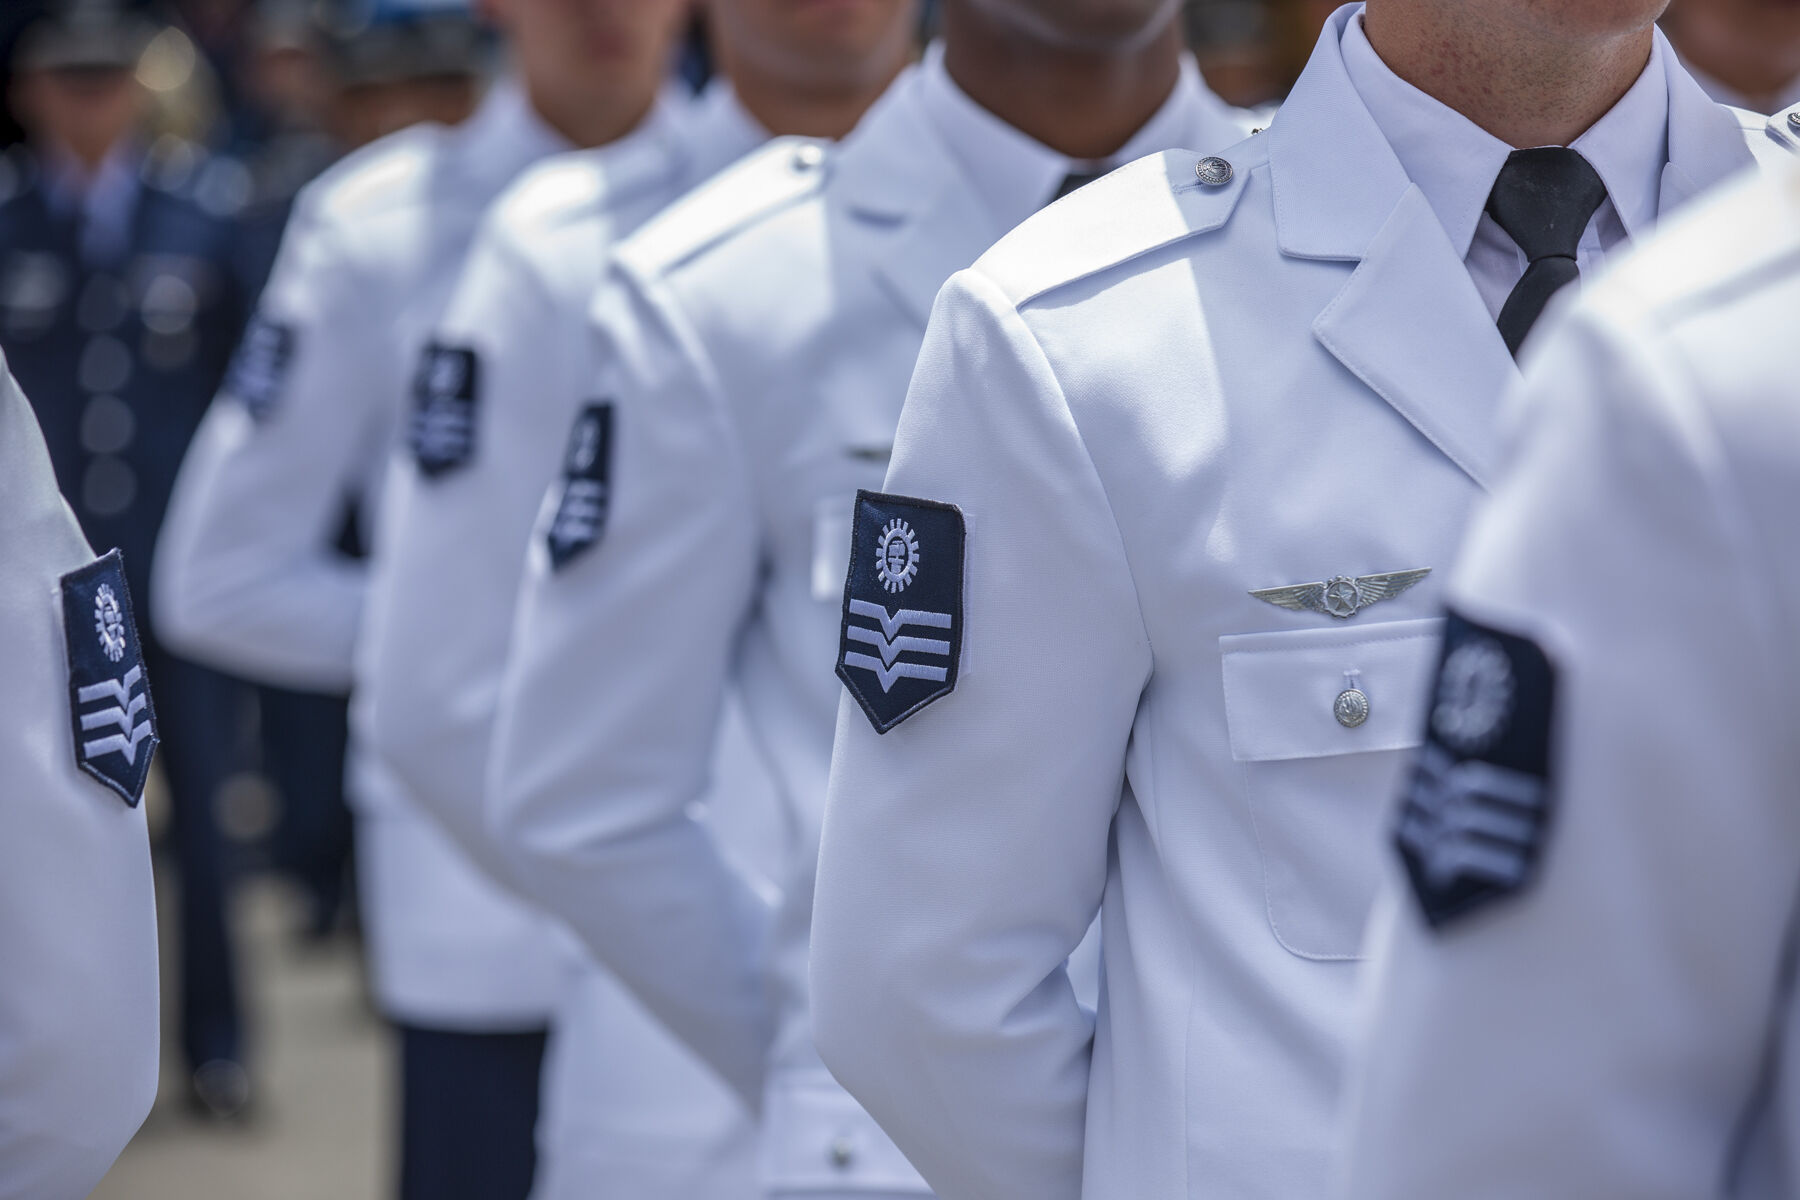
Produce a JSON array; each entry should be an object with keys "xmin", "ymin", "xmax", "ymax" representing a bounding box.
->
[{"xmin": 1250, "ymin": 568, "xmax": 1431, "ymax": 620}]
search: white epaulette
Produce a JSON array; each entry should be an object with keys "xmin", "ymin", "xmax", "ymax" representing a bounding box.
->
[
  {"xmin": 297, "ymin": 122, "xmax": 442, "ymax": 226},
  {"xmin": 492, "ymin": 152, "xmax": 609, "ymax": 235},
  {"xmin": 614, "ymin": 136, "xmax": 831, "ymax": 282},
  {"xmin": 1771, "ymin": 101, "xmax": 1800, "ymax": 156},
  {"xmin": 974, "ymin": 139, "xmax": 1264, "ymax": 310}
]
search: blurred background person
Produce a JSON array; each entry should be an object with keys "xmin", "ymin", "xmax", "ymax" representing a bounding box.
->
[
  {"xmin": 0, "ymin": 0, "xmax": 257, "ymax": 1121},
  {"xmin": 1662, "ymin": 0, "xmax": 1800, "ymax": 115}
]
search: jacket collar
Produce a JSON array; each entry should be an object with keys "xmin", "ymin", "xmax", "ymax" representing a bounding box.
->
[{"xmin": 1286, "ymin": 3, "xmax": 1754, "ymax": 489}]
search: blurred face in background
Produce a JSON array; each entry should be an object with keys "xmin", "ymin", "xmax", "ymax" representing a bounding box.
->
[
  {"xmin": 484, "ymin": 0, "xmax": 690, "ymax": 132},
  {"xmin": 706, "ymin": 0, "xmax": 918, "ymax": 97},
  {"xmin": 12, "ymin": 65, "xmax": 147, "ymax": 170}
]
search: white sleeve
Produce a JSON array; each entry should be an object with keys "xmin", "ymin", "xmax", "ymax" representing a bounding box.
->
[
  {"xmin": 154, "ymin": 212, "xmax": 385, "ymax": 690},
  {"xmin": 486, "ymin": 275, "xmax": 775, "ymax": 1107},
  {"xmin": 811, "ymin": 269, "xmax": 1150, "ymax": 1200},
  {"xmin": 0, "ymin": 364, "xmax": 158, "ymax": 1200},
  {"xmin": 1340, "ymin": 305, "xmax": 1800, "ymax": 1198},
  {"xmin": 361, "ymin": 224, "xmax": 568, "ymax": 877}
]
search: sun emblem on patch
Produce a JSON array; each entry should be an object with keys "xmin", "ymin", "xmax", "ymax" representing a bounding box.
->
[
  {"xmin": 94, "ymin": 583, "xmax": 127, "ymax": 663},
  {"xmin": 875, "ymin": 518, "xmax": 921, "ymax": 593},
  {"xmin": 1432, "ymin": 637, "xmax": 1515, "ymax": 754}
]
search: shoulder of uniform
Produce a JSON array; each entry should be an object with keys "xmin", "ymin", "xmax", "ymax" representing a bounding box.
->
[
  {"xmin": 1769, "ymin": 100, "xmax": 1800, "ymax": 155},
  {"xmin": 614, "ymin": 136, "xmax": 831, "ymax": 281},
  {"xmin": 486, "ymin": 149, "xmax": 608, "ymax": 240},
  {"xmin": 295, "ymin": 123, "xmax": 442, "ymax": 225},
  {"xmin": 972, "ymin": 140, "xmax": 1264, "ymax": 309},
  {"xmin": 1587, "ymin": 159, "xmax": 1800, "ymax": 331}
]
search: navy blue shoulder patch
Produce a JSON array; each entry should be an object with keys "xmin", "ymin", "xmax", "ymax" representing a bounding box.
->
[
  {"xmin": 61, "ymin": 551, "xmax": 158, "ymax": 807},
  {"xmin": 545, "ymin": 402, "xmax": 613, "ymax": 570},
  {"xmin": 408, "ymin": 342, "xmax": 479, "ymax": 476},
  {"xmin": 836, "ymin": 491, "xmax": 964, "ymax": 734},
  {"xmin": 225, "ymin": 312, "xmax": 294, "ymax": 423},
  {"xmin": 1395, "ymin": 609, "xmax": 1557, "ymax": 929}
]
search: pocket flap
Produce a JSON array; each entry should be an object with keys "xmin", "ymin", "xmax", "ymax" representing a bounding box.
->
[{"xmin": 1221, "ymin": 618, "xmax": 1443, "ymax": 762}]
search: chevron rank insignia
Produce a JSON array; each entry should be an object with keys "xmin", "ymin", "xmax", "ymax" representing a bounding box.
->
[
  {"xmin": 546, "ymin": 402, "xmax": 613, "ymax": 570},
  {"xmin": 61, "ymin": 550, "xmax": 158, "ymax": 806},
  {"xmin": 408, "ymin": 342, "xmax": 479, "ymax": 477},
  {"xmin": 225, "ymin": 312, "xmax": 293, "ymax": 423},
  {"xmin": 1394, "ymin": 609, "xmax": 1556, "ymax": 929},
  {"xmin": 836, "ymin": 491, "xmax": 963, "ymax": 734}
]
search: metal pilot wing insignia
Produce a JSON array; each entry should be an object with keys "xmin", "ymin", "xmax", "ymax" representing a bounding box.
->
[
  {"xmin": 408, "ymin": 342, "xmax": 479, "ymax": 477},
  {"xmin": 1394, "ymin": 609, "xmax": 1557, "ymax": 930},
  {"xmin": 545, "ymin": 402, "xmax": 613, "ymax": 570},
  {"xmin": 836, "ymin": 491, "xmax": 964, "ymax": 734},
  {"xmin": 61, "ymin": 550, "xmax": 158, "ymax": 806},
  {"xmin": 1251, "ymin": 568, "xmax": 1431, "ymax": 620}
]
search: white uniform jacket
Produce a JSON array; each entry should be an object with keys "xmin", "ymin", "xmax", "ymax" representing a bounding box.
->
[
  {"xmin": 155, "ymin": 80, "xmax": 577, "ymax": 1027},
  {"xmin": 1342, "ymin": 156, "xmax": 1800, "ymax": 1200},
  {"xmin": 487, "ymin": 57, "xmax": 1250, "ymax": 1195},
  {"xmin": 357, "ymin": 86, "xmax": 772, "ymax": 1200},
  {"xmin": 0, "ymin": 352, "xmax": 158, "ymax": 1199},
  {"xmin": 808, "ymin": 11, "xmax": 1787, "ymax": 1200}
]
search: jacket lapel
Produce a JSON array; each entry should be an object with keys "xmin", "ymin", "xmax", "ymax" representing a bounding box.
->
[
  {"xmin": 1312, "ymin": 187, "xmax": 1515, "ymax": 490},
  {"xmin": 1272, "ymin": 6, "xmax": 1514, "ymax": 491},
  {"xmin": 833, "ymin": 77, "xmax": 1009, "ymax": 330}
]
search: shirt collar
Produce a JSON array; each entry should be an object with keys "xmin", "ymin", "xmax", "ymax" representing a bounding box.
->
[
  {"xmin": 916, "ymin": 41, "xmax": 1212, "ymax": 226},
  {"xmin": 1340, "ymin": 11, "xmax": 1672, "ymax": 258}
]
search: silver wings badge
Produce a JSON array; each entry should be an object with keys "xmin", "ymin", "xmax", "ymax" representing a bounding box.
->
[{"xmin": 1250, "ymin": 569, "xmax": 1431, "ymax": 620}]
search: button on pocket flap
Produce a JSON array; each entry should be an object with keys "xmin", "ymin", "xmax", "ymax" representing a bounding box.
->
[{"xmin": 1221, "ymin": 618, "xmax": 1443, "ymax": 762}]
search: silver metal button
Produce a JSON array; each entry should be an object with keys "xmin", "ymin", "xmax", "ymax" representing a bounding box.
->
[
  {"xmin": 1789, "ymin": 112, "xmax": 1800, "ymax": 133},
  {"xmin": 792, "ymin": 143, "xmax": 826, "ymax": 171},
  {"xmin": 828, "ymin": 1136, "xmax": 855, "ymax": 1169},
  {"xmin": 1334, "ymin": 688, "xmax": 1370, "ymax": 728},
  {"xmin": 1195, "ymin": 157, "xmax": 1234, "ymax": 186}
]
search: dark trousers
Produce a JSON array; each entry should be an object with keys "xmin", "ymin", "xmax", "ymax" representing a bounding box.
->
[
  {"xmin": 146, "ymin": 640, "xmax": 247, "ymax": 1071},
  {"xmin": 259, "ymin": 686, "xmax": 355, "ymax": 932},
  {"xmin": 397, "ymin": 1025, "xmax": 549, "ymax": 1200}
]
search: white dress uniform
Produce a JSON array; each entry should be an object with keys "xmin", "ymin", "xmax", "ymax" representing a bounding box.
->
[
  {"xmin": 0, "ymin": 352, "xmax": 158, "ymax": 1200},
  {"xmin": 486, "ymin": 48, "xmax": 1250, "ymax": 1200},
  {"xmin": 155, "ymin": 78, "xmax": 574, "ymax": 1031},
  {"xmin": 1340, "ymin": 155, "xmax": 1800, "ymax": 1200},
  {"xmin": 808, "ymin": 9, "xmax": 1794, "ymax": 1200},
  {"xmin": 357, "ymin": 83, "xmax": 778, "ymax": 1200}
]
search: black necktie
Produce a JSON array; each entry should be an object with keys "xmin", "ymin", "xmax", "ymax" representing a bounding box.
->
[
  {"xmin": 1049, "ymin": 170, "xmax": 1105, "ymax": 207},
  {"xmin": 1484, "ymin": 147, "xmax": 1610, "ymax": 358}
]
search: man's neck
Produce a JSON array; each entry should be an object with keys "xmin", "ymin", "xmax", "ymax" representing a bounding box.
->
[
  {"xmin": 940, "ymin": 8, "xmax": 1184, "ymax": 161},
  {"xmin": 527, "ymin": 81, "xmax": 659, "ymax": 151},
  {"xmin": 1363, "ymin": 1, "xmax": 1657, "ymax": 148},
  {"xmin": 724, "ymin": 56, "xmax": 910, "ymax": 142}
]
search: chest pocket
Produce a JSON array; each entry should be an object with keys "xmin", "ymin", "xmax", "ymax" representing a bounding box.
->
[{"xmin": 1220, "ymin": 618, "xmax": 1442, "ymax": 960}]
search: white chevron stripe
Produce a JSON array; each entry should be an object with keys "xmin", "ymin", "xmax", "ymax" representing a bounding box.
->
[
  {"xmin": 845, "ymin": 625, "xmax": 951, "ymax": 667},
  {"xmin": 84, "ymin": 721, "xmax": 154, "ymax": 765},
  {"xmin": 842, "ymin": 652, "xmax": 949, "ymax": 694},
  {"xmin": 847, "ymin": 599, "xmax": 952, "ymax": 639}
]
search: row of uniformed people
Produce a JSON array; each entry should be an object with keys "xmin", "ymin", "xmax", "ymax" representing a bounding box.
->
[
  {"xmin": 140, "ymin": 5, "xmax": 1800, "ymax": 1200},
  {"xmin": 149, "ymin": 0, "xmax": 1256, "ymax": 1196}
]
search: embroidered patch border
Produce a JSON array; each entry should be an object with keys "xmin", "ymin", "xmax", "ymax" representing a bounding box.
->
[
  {"xmin": 60, "ymin": 549, "xmax": 158, "ymax": 806},
  {"xmin": 836, "ymin": 490, "xmax": 965, "ymax": 734}
]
